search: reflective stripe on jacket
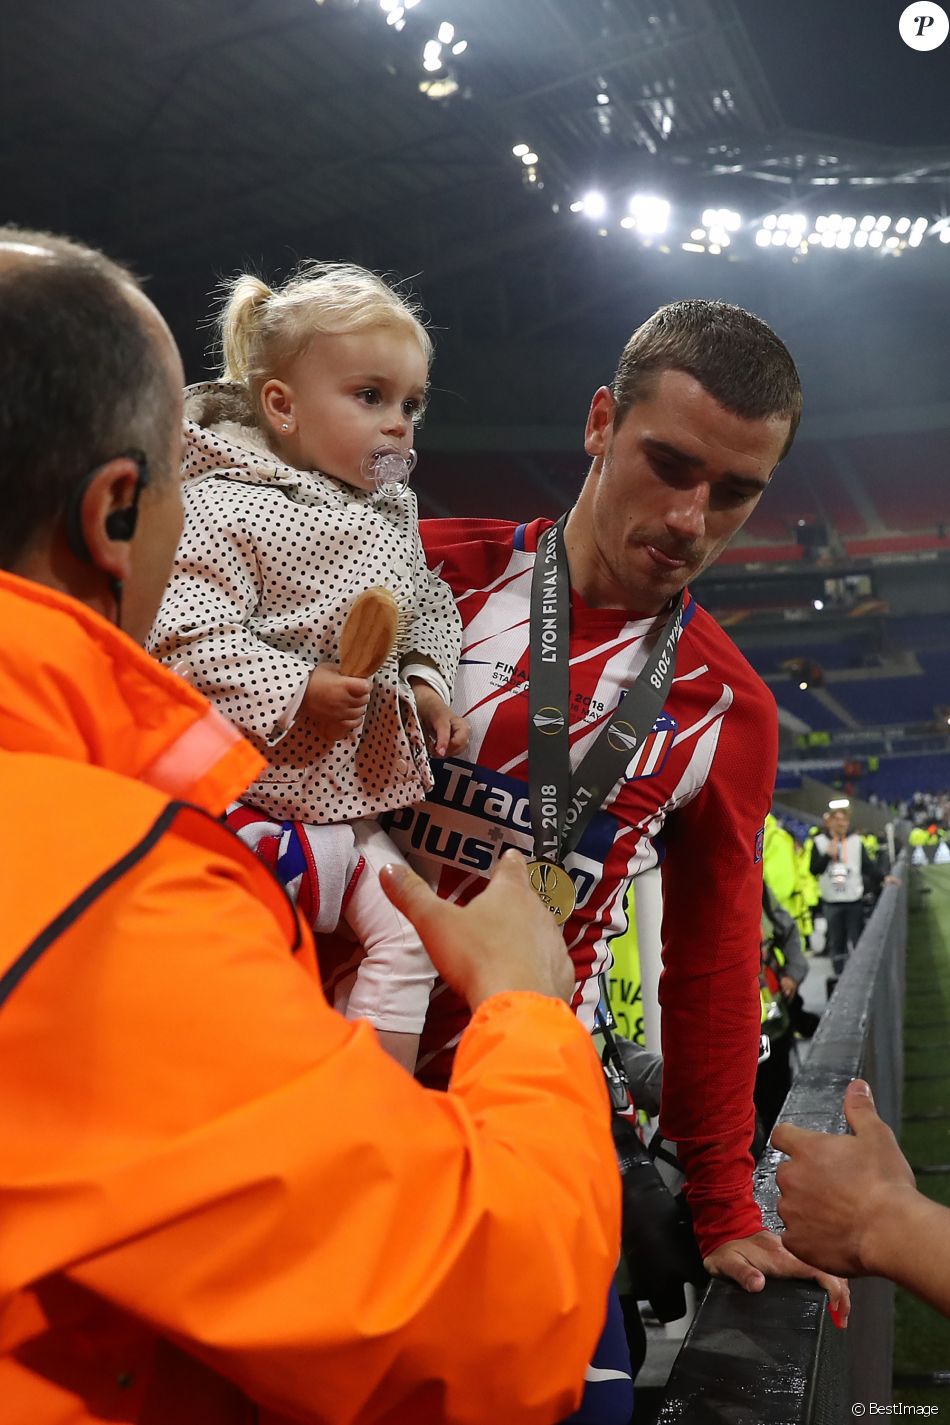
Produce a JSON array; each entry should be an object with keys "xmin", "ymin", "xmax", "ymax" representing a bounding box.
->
[{"xmin": 0, "ymin": 571, "xmax": 619, "ymax": 1425}]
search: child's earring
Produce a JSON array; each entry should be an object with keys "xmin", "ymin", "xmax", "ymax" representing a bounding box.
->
[{"xmin": 281, "ymin": 422, "xmax": 291, "ymax": 431}]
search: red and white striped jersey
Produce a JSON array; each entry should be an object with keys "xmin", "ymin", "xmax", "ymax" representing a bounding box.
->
[{"xmin": 383, "ymin": 516, "xmax": 777, "ymax": 1254}]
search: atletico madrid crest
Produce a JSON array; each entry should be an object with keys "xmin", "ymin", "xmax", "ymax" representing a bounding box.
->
[{"xmin": 623, "ymin": 712, "xmax": 677, "ymax": 782}]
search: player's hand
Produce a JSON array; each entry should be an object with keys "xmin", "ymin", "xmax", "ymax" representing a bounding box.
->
[
  {"xmin": 780, "ymin": 974, "xmax": 797, "ymax": 1000},
  {"xmin": 703, "ymin": 1228, "xmax": 851, "ymax": 1326},
  {"xmin": 302, "ymin": 665, "xmax": 371, "ymax": 741},
  {"xmin": 410, "ymin": 678, "xmax": 470, "ymax": 758},
  {"xmin": 773, "ymin": 1079, "xmax": 916, "ymax": 1278},
  {"xmin": 379, "ymin": 850, "xmax": 574, "ymax": 1011}
]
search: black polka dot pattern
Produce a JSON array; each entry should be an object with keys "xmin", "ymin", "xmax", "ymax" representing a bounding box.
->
[{"xmin": 149, "ymin": 381, "xmax": 462, "ymax": 824}]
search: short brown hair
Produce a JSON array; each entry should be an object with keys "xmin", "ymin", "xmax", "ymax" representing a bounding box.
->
[
  {"xmin": 0, "ymin": 226, "xmax": 179, "ymax": 566},
  {"xmin": 610, "ymin": 299, "xmax": 802, "ymax": 461}
]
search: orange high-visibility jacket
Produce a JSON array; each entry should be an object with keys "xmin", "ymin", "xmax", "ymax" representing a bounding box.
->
[{"xmin": 0, "ymin": 571, "xmax": 620, "ymax": 1425}]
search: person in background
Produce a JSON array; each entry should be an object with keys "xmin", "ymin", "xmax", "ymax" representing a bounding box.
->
[
  {"xmin": 811, "ymin": 807, "xmax": 895, "ymax": 983},
  {"xmin": 755, "ymin": 884, "xmax": 818, "ymax": 1136},
  {"xmin": 0, "ymin": 226, "xmax": 619, "ymax": 1425}
]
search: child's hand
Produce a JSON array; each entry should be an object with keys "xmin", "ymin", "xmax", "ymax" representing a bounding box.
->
[
  {"xmin": 303, "ymin": 665, "xmax": 372, "ymax": 741},
  {"xmin": 409, "ymin": 679, "xmax": 470, "ymax": 759}
]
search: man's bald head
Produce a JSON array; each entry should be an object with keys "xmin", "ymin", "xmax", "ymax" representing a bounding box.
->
[{"xmin": 0, "ymin": 226, "xmax": 182, "ymax": 567}]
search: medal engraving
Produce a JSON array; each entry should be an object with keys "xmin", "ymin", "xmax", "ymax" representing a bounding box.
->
[{"xmin": 526, "ymin": 859, "xmax": 577, "ymax": 925}]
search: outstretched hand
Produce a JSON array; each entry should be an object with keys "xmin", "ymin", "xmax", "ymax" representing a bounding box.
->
[
  {"xmin": 773, "ymin": 1079, "xmax": 916, "ymax": 1278},
  {"xmin": 379, "ymin": 850, "xmax": 574, "ymax": 1011}
]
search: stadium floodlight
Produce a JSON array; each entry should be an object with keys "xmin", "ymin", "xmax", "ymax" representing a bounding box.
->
[
  {"xmin": 827, "ymin": 213, "xmax": 843, "ymax": 229},
  {"xmin": 886, "ymin": 235, "xmax": 900, "ymax": 248},
  {"xmin": 451, "ymin": 39, "xmax": 467, "ymax": 54},
  {"xmin": 708, "ymin": 225, "xmax": 730, "ymax": 246},
  {"xmin": 895, "ymin": 217, "xmax": 911, "ymax": 234},
  {"xmin": 404, "ymin": 0, "xmax": 421, "ymax": 6},
  {"xmin": 909, "ymin": 229, "xmax": 924, "ymax": 247},
  {"xmin": 913, "ymin": 216, "xmax": 928, "ymax": 229},
  {"xmin": 569, "ymin": 199, "xmax": 584, "ymax": 213},
  {"xmin": 582, "ymin": 190, "xmax": 607, "ymax": 219},
  {"xmin": 512, "ymin": 144, "xmax": 530, "ymax": 157},
  {"xmin": 763, "ymin": 214, "xmax": 778, "ymax": 230},
  {"xmin": 876, "ymin": 215, "xmax": 891, "ymax": 231},
  {"xmin": 829, "ymin": 798, "xmax": 850, "ymax": 810},
  {"xmin": 423, "ymin": 40, "xmax": 442, "ymax": 69},
  {"xmin": 703, "ymin": 207, "xmax": 740, "ymax": 231},
  {"xmin": 813, "ymin": 599, "xmax": 824, "ymax": 610},
  {"xmin": 841, "ymin": 217, "xmax": 857, "ymax": 233},
  {"xmin": 869, "ymin": 230, "xmax": 884, "ymax": 248},
  {"xmin": 620, "ymin": 216, "xmax": 636, "ymax": 229},
  {"xmin": 815, "ymin": 215, "xmax": 829, "ymax": 232},
  {"xmin": 708, "ymin": 243, "xmax": 722, "ymax": 255},
  {"xmin": 799, "ymin": 681, "xmax": 809, "ymax": 690},
  {"xmin": 836, "ymin": 231, "xmax": 851, "ymax": 249},
  {"xmin": 521, "ymin": 152, "xmax": 539, "ymax": 165},
  {"xmin": 807, "ymin": 232, "xmax": 821, "ymax": 244},
  {"xmin": 386, "ymin": 6, "xmax": 405, "ymax": 22},
  {"xmin": 380, "ymin": 0, "xmax": 401, "ymax": 10},
  {"xmin": 941, "ymin": 227, "xmax": 950, "ymax": 244},
  {"xmin": 437, "ymin": 21, "xmax": 455, "ymax": 43},
  {"xmin": 682, "ymin": 242, "xmax": 705, "ymax": 253},
  {"xmin": 629, "ymin": 194, "xmax": 670, "ymax": 234},
  {"xmin": 596, "ymin": 92, "xmax": 610, "ymax": 105},
  {"xmin": 860, "ymin": 215, "xmax": 876, "ymax": 231},
  {"xmin": 421, "ymin": 74, "xmax": 458, "ymax": 97},
  {"xmin": 772, "ymin": 230, "xmax": 788, "ymax": 247},
  {"xmin": 755, "ymin": 229, "xmax": 771, "ymax": 247},
  {"xmin": 821, "ymin": 231, "xmax": 836, "ymax": 248},
  {"xmin": 854, "ymin": 231, "xmax": 868, "ymax": 248},
  {"xmin": 691, "ymin": 228, "xmax": 706, "ymax": 240}
]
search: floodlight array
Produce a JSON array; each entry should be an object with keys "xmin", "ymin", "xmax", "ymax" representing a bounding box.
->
[{"xmin": 555, "ymin": 194, "xmax": 950, "ymax": 259}]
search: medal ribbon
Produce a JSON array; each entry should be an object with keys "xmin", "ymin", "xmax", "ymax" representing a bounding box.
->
[{"xmin": 528, "ymin": 515, "xmax": 685, "ymax": 869}]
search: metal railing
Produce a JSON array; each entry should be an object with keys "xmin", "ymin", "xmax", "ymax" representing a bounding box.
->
[{"xmin": 657, "ymin": 860, "xmax": 908, "ymax": 1423}]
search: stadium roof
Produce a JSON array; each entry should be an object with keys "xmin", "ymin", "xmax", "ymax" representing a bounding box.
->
[{"xmin": 5, "ymin": 0, "xmax": 950, "ymax": 435}]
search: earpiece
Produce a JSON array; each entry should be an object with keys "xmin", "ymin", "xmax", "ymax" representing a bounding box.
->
[
  {"xmin": 104, "ymin": 506, "xmax": 139, "ymax": 542},
  {"xmin": 63, "ymin": 450, "xmax": 150, "ymax": 562}
]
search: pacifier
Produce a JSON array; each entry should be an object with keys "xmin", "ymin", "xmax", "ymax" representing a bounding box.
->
[{"xmin": 361, "ymin": 446, "xmax": 417, "ymax": 496}]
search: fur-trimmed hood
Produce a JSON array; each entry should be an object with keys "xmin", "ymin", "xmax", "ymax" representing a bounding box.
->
[{"xmin": 181, "ymin": 381, "xmax": 307, "ymax": 491}]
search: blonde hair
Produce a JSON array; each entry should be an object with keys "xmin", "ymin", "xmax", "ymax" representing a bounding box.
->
[{"xmin": 217, "ymin": 261, "xmax": 432, "ymax": 401}]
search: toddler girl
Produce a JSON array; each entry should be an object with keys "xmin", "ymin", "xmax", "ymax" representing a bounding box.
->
[{"xmin": 150, "ymin": 262, "xmax": 467, "ymax": 1068}]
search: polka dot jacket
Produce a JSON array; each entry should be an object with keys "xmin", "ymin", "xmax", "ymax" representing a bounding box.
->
[{"xmin": 148, "ymin": 382, "xmax": 462, "ymax": 825}]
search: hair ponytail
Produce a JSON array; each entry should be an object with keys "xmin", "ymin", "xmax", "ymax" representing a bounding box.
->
[
  {"xmin": 219, "ymin": 274, "xmax": 274, "ymax": 384},
  {"xmin": 213, "ymin": 262, "xmax": 432, "ymax": 420}
]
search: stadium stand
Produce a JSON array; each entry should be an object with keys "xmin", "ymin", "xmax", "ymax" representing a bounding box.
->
[{"xmin": 841, "ymin": 432, "xmax": 948, "ymax": 533}]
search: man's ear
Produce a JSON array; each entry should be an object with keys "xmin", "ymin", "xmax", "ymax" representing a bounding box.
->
[
  {"xmin": 77, "ymin": 457, "xmax": 141, "ymax": 582},
  {"xmin": 584, "ymin": 386, "xmax": 616, "ymax": 459},
  {"xmin": 260, "ymin": 379, "xmax": 294, "ymax": 435}
]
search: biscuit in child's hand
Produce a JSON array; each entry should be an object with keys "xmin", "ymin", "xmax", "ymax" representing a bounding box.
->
[{"xmin": 339, "ymin": 587, "xmax": 399, "ymax": 679}]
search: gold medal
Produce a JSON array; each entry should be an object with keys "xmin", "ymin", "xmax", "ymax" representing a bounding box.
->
[{"xmin": 526, "ymin": 859, "xmax": 577, "ymax": 926}]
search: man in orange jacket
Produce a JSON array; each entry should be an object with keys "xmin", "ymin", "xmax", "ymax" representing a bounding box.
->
[{"xmin": 0, "ymin": 227, "xmax": 620, "ymax": 1424}]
